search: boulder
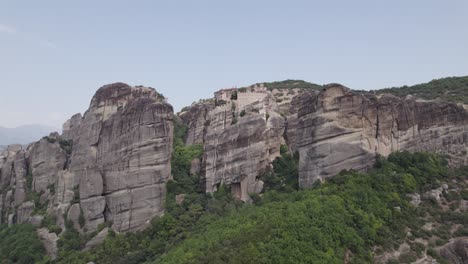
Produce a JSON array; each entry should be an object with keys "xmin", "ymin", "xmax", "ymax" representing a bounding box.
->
[
  {"xmin": 84, "ymin": 227, "xmax": 109, "ymax": 251},
  {"xmin": 37, "ymin": 228, "xmax": 59, "ymax": 260},
  {"xmin": 438, "ymin": 237, "xmax": 468, "ymax": 264}
]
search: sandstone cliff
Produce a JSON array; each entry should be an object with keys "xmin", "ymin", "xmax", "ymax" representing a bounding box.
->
[
  {"xmin": 0, "ymin": 83, "xmax": 174, "ymax": 233},
  {"xmin": 1, "ymin": 80, "xmax": 467, "ymax": 235},
  {"xmin": 293, "ymin": 84, "xmax": 468, "ymax": 188},
  {"xmin": 180, "ymin": 83, "xmax": 468, "ymax": 194},
  {"xmin": 179, "ymin": 90, "xmax": 286, "ymax": 201}
]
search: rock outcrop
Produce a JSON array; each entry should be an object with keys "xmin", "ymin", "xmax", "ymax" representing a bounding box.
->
[
  {"xmin": 65, "ymin": 83, "xmax": 174, "ymax": 232},
  {"xmin": 1, "ymin": 80, "xmax": 467, "ymax": 241},
  {"xmin": 438, "ymin": 237, "xmax": 468, "ymax": 264},
  {"xmin": 37, "ymin": 228, "xmax": 59, "ymax": 260},
  {"xmin": 294, "ymin": 84, "xmax": 468, "ymax": 187},
  {"xmin": 180, "ymin": 91, "xmax": 286, "ymax": 201},
  {"xmin": 0, "ymin": 83, "xmax": 174, "ymax": 233},
  {"xmin": 181, "ymin": 84, "xmax": 468, "ymax": 196}
]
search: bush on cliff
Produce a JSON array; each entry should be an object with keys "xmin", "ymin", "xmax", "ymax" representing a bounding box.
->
[{"xmin": 0, "ymin": 224, "xmax": 45, "ymax": 264}]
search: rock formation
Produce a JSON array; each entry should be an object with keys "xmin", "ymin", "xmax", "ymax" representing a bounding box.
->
[
  {"xmin": 65, "ymin": 83, "xmax": 174, "ymax": 232},
  {"xmin": 438, "ymin": 237, "xmax": 468, "ymax": 264},
  {"xmin": 0, "ymin": 83, "xmax": 174, "ymax": 234},
  {"xmin": 293, "ymin": 84, "xmax": 468, "ymax": 188},
  {"xmin": 181, "ymin": 83, "xmax": 468, "ymax": 193},
  {"xmin": 180, "ymin": 88, "xmax": 294, "ymax": 201},
  {"xmin": 37, "ymin": 228, "xmax": 59, "ymax": 260},
  {"xmin": 0, "ymin": 80, "xmax": 467, "ymax": 258}
]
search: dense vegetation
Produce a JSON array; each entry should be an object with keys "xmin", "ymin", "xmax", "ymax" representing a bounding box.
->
[
  {"xmin": 376, "ymin": 76, "xmax": 468, "ymax": 104},
  {"xmin": 1, "ymin": 119, "xmax": 466, "ymax": 263},
  {"xmin": 254, "ymin": 80, "xmax": 323, "ymax": 91},
  {"xmin": 0, "ymin": 224, "xmax": 45, "ymax": 263},
  {"xmin": 157, "ymin": 153, "xmax": 466, "ymax": 263},
  {"xmin": 48, "ymin": 148, "xmax": 466, "ymax": 264}
]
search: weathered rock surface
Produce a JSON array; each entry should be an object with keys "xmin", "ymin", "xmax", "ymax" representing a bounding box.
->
[
  {"xmin": 66, "ymin": 83, "xmax": 173, "ymax": 232},
  {"xmin": 294, "ymin": 85, "xmax": 468, "ymax": 187},
  {"xmin": 37, "ymin": 228, "xmax": 59, "ymax": 260},
  {"xmin": 29, "ymin": 133, "xmax": 67, "ymax": 193},
  {"xmin": 66, "ymin": 203, "xmax": 82, "ymax": 231},
  {"xmin": 438, "ymin": 237, "xmax": 468, "ymax": 264},
  {"xmin": 180, "ymin": 93, "xmax": 285, "ymax": 201},
  {"xmin": 1, "ymin": 83, "xmax": 173, "ymax": 234},
  {"xmin": 16, "ymin": 201, "xmax": 35, "ymax": 223},
  {"xmin": 179, "ymin": 103, "xmax": 214, "ymax": 145},
  {"xmin": 84, "ymin": 227, "xmax": 109, "ymax": 251}
]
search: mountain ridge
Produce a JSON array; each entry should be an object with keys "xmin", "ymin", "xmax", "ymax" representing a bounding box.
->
[{"xmin": 0, "ymin": 78, "xmax": 467, "ymax": 263}]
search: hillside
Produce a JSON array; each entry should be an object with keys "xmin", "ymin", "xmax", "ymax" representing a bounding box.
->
[
  {"xmin": 252, "ymin": 79, "xmax": 323, "ymax": 91},
  {"xmin": 21, "ymin": 151, "xmax": 466, "ymax": 264},
  {"xmin": 0, "ymin": 82, "xmax": 466, "ymax": 264},
  {"xmin": 376, "ymin": 76, "xmax": 468, "ymax": 105}
]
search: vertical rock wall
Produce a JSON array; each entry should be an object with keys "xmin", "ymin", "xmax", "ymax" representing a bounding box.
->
[
  {"xmin": 0, "ymin": 83, "xmax": 174, "ymax": 233},
  {"xmin": 180, "ymin": 94, "xmax": 286, "ymax": 201},
  {"xmin": 294, "ymin": 85, "xmax": 468, "ymax": 188}
]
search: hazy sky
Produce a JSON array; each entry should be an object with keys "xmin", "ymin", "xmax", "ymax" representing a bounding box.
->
[{"xmin": 1, "ymin": 0, "xmax": 467, "ymax": 128}]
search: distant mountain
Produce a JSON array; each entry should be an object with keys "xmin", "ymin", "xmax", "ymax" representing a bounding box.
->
[{"xmin": 0, "ymin": 124, "xmax": 60, "ymax": 146}]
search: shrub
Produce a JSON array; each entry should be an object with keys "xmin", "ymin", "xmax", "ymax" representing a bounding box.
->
[
  {"xmin": 230, "ymin": 91, "xmax": 238, "ymax": 100},
  {"xmin": 79, "ymin": 209, "xmax": 86, "ymax": 228},
  {"xmin": 399, "ymin": 252, "xmax": 418, "ymax": 263},
  {"xmin": 49, "ymin": 225, "xmax": 63, "ymax": 235},
  {"xmin": 461, "ymin": 189, "xmax": 468, "ymax": 200},
  {"xmin": 0, "ymin": 224, "xmax": 45, "ymax": 263}
]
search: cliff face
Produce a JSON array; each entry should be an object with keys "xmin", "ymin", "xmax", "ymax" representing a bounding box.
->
[
  {"xmin": 1, "ymin": 81, "xmax": 467, "ymax": 235},
  {"xmin": 0, "ymin": 83, "xmax": 173, "ymax": 233},
  {"xmin": 181, "ymin": 84, "xmax": 467, "ymax": 192},
  {"xmin": 294, "ymin": 85, "xmax": 468, "ymax": 188},
  {"xmin": 180, "ymin": 92, "xmax": 285, "ymax": 201}
]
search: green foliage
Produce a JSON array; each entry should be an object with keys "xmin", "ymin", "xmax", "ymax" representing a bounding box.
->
[
  {"xmin": 26, "ymin": 173, "xmax": 33, "ymax": 191},
  {"xmin": 50, "ymin": 149, "xmax": 463, "ymax": 264},
  {"xmin": 399, "ymin": 252, "xmax": 418, "ymax": 263},
  {"xmin": 215, "ymin": 99, "xmax": 227, "ymax": 106},
  {"xmin": 42, "ymin": 136, "xmax": 56, "ymax": 144},
  {"xmin": 257, "ymin": 80, "xmax": 323, "ymax": 91},
  {"xmin": 27, "ymin": 191, "xmax": 48, "ymax": 215},
  {"xmin": 47, "ymin": 183, "xmax": 55, "ymax": 194},
  {"xmin": 461, "ymin": 189, "xmax": 468, "ymax": 200},
  {"xmin": 170, "ymin": 117, "xmax": 204, "ymax": 196},
  {"xmin": 261, "ymin": 145, "xmax": 299, "ymax": 193},
  {"xmin": 230, "ymin": 91, "xmax": 238, "ymax": 100},
  {"xmin": 41, "ymin": 214, "xmax": 56, "ymax": 230},
  {"xmin": 71, "ymin": 187, "xmax": 80, "ymax": 204},
  {"xmin": 231, "ymin": 115, "xmax": 238, "ymax": 125},
  {"xmin": 239, "ymin": 110, "xmax": 246, "ymax": 117},
  {"xmin": 386, "ymin": 151, "xmax": 448, "ymax": 191},
  {"xmin": 57, "ymin": 222, "xmax": 91, "ymax": 261},
  {"xmin": 49, "ymin": 225, "xmax": 63, "ymax": 235},
  {"xmin": 59, "ymin": 139, "xmax": 73, "ymax": 155},
  {"xmin": 0, "ymin": 224, "xmax": 45, "ymax": 263},
  {"xmin": 376, "ymin": 76, "xmax": 468, "ymax": 104},
  {"xmin": 157, "ymin": 152, "xmax": 451, "ymax": 263},
  {"xmin": 79, "ymin": 209, "xmax": 85, "ymax": 228}
]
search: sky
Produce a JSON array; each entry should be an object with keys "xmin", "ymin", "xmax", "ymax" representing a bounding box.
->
[{"xmin": 0, "ymin": 0, "xmax": 467, "ymax": 128}]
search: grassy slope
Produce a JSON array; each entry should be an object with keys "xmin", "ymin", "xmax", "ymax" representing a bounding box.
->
[{"xmin": 375, "ymin": 76, "xmax": 468, "ymax": 104}]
